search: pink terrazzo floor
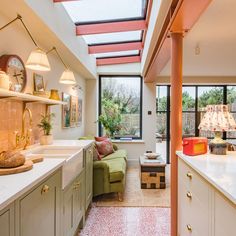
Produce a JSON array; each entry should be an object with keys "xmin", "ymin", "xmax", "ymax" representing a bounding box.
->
[{"xmin": 79, "ymin": 206, "xmax": 170, "ymax": 236}]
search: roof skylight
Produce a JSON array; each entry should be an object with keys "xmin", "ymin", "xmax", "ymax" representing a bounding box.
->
[
  {"xmin": 63, "ymin": 0, "xmax": 147, "ymax": 24},
  {"xmin": 94, "ymin": 50, "xmax": 140, "ymax": 58},
  {"xmin": 83, "ymin": 31, "xmax": 142, "ymax": 45}
]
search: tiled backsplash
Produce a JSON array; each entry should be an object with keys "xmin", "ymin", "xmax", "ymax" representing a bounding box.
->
[{"xmin": 0, "ymin": 100, "xmax": 46, "ymax": 152}]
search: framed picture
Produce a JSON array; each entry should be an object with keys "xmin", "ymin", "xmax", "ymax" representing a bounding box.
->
[
  {"xmin": 33, "ymin": 73, "xmax": 45, "ymax": 92},
  {"xmin": 62, "ymin": 93, "xmax": 71, "ymax": 128},
  {"xmin": 70, "ymin": 95, "xmax": 78, "ymax": 127},
  {"xmin": 76, "ymin": 98, "xmax": 82, "ymax": 127}
]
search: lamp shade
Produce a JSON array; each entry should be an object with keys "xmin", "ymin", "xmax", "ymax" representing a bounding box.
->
[
  {"xmin": 59, "ymin": 69, "xmax": 76, "ymax": 84},
  {"xmin": 198, "ymin": 105, "xmax": 236, "ymax": 132},
  {"xmin": 26, "ymin": 48, "xmax": 51, "ymax": 71}
]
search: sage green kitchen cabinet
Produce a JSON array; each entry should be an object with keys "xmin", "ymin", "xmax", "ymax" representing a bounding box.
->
[
  {"xmin": 0, "ymin": 203, "xmax": 14, "ymax": 236},
  {"xmin": 62, "ymin": 171, "xmax": 85, "ymax": 236},
  {"xmin": 15, "ymin": 170, "xmax": 61, "ymax": 236},
  {"xmin": 84, "ymin": 145, "xmax": 93, "ymax": 211}
]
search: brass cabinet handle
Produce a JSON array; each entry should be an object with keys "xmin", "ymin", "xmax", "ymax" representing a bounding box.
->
[
  {"xmin": 89, "ymin": 149, "xmax": 92, "ymax": 154},
  {"xmin": 186, "ymin": 191, "xmax": 192, "ymax": 199},
  {"xmin": 41, "ymin": 185, "xmax": 50, "ymax": 194},
  {"xmin": 186, "ymin": 172, "xmax": 192, "ymax": 179},
  {"xmin": 186, "ymin": 224, "xmax": 192, "ymax": 232},
  {"xmin": 73, "ymin": 182, "xmax": 80, "ymax": 190}
]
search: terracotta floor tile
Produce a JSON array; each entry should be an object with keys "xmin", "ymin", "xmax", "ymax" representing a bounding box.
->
[{"xmin": 79, "ymin": 206, "xmax": 170, "ymax": 236}]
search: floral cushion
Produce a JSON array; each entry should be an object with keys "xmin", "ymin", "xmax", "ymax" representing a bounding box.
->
[
  {"xmin": 95, "ymin": 140, "xmax": 114, "ymax": 158},
  {"xmin": 93, "ymin": 145, "xmax": 101, "ymax": 161}
]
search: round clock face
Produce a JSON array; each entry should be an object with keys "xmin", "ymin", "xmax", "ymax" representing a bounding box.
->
[{"xmin": 0, "ymin": 55, "xmax": 27, "ymax": 92}]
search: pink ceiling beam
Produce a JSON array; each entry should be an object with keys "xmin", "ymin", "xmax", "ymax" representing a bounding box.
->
[
  {"xmin": 96, "ymin": 56, "xmax": 141, "ymax": 66},
  {"xmin": 53, "ymin": 0, "xmax": 79, "ymax": 2},
  {"xmin": 76, "ymin": 20, "xmax": 147, "ymax": 35},
  {"xmin": 89, "ymin": 42, "xmax": 143, "ymax": 54}
]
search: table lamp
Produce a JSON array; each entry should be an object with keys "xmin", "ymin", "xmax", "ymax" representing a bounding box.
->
[{"xmin": 198, "ymin": 105, "xmax": 236, "ymax": 155}]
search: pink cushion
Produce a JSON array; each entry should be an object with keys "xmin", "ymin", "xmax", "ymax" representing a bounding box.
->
[
  {"xmin": 95, "ymin": 140, "xmax": 114, "ymax": 157},
  {"xmin": 94, "ymin": 136, "xmax": 109, "ymax": 142}
]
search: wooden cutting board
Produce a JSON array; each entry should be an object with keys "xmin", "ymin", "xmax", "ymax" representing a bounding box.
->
[
  {"xmin": 0, "ymin": 160, "xmax": 33, "ymax": 176},
  {"xmin": 27, "ymin": 155, "xmax": 44, "ymax": 164}
]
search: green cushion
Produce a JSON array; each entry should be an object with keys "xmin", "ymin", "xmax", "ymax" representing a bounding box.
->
[
  {"xmin": 104, "ymin": 158, "xmax": 126, "ymax": 183},
  {"xmin": 102, "ymin": 149, "xmax": 127, "ymax": 161}
]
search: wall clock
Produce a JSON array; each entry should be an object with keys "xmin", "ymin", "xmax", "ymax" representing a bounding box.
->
[{"xmin": 0, "ymin": 55, "xmax": 27, "ymax": 92}]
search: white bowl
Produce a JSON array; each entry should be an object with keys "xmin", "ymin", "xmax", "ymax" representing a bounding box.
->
[{"xmin": 144, "ymin": 153, "xmax": 161, "ymax": 159}]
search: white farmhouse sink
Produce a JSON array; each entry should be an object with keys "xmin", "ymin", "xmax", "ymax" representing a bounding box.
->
[{"xmin": 24, "ymin": 146, "xmax": 84, "ymax": 189}]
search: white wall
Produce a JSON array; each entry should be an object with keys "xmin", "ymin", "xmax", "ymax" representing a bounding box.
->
[
  {"xmin": 0, "ymin": 13, "xmax": 86, "ymax": 140},
  {"xmin": 85, "ymin": 79, "xmax": 98, "ymax": 136},
  {"xmin": 97, "ymin": 63, "xmax": 141, "ymax": 75}
]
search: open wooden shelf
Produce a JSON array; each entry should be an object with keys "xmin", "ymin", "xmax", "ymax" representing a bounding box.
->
[{"xmin": 0, "ymin": 88, "xmax": 67, "ymax": 106}]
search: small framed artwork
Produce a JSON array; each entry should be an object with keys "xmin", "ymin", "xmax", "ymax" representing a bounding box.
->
[
  {"xmin": 62, "ymin": 93, "xmax": 71, "ymax": 128},
  {"xmin": 70, "ymin": 95, "xmax": 78, "ymax": 127},
  {"xmin": 33, "ymin": 73, "xmax": 45, "ymax": 92},
  {"xmin": 76, "ymin": 98, "xmax": 82, "ymax": 127}
]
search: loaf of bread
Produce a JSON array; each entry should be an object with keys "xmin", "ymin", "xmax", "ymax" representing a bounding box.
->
[{"xmin": 0, "ymin": 150, "xmax": 25, "ymax": 168}]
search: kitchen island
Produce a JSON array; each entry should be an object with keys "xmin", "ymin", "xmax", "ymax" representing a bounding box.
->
[{"xmin": 177, "ymin": 151, "xmax": 236, "ymax": 236}]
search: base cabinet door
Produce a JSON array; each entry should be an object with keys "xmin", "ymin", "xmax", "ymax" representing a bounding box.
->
[
  {"xmin": 85, "ymin": 145, "xmax": 93, "ymax": 210},
  {"xmin": 214, "ymin": 191, "xmax": 236, "ymax": 236},
  {"xmin": 0, "ymin": 204, "xmax": 14, "ymax": 236},
  {"xmin": 62, "ymin": 171, "xmax": 85, "ymax": 236},
  {"xmin": 73, "ymin": 172, "xmax": 84, "ymax": 227},
  {"xmin": 16, "ymin": 171, "xmax": 61, "ymax": 236}
]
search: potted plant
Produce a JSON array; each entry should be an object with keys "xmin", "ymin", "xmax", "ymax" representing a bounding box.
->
[
  {"xmin": 38, "ymin": 113, "xmax": 55, "ymax": 145},
  {"xmin": 98, "ymin": 98, "xmax": 122, "ymax": 138}
]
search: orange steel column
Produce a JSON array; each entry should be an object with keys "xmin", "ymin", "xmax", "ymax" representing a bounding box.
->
[{"xmin": 170, "ymin": 32, "xmax": 183, "ymax": 236}]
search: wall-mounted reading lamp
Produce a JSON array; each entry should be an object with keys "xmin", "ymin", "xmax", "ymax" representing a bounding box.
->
[
  {"xmin": 47, "ymin": 47, "xmax": 76, "ymax": 85},
  {"xmin": 0, "ymin": 14, "xmax": 76, "ymax": 84},
  {"xmin": 0, "ymin": 14, "xmax": 50, "ymax": 71}
]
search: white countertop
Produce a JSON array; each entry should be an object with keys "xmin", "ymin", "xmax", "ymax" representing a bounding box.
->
[
  {"xmin": 0, "ymin": 139, "xmax": 94, "ymax": 211},
  {"xmin": 0, "ymin": 158, "xmax": 65, "ymax": 211},
  {"xmin": 177, "ymin": 151, "xmax": 236, "ymax": 205},
  {"xmin": 23, "ymin": 139, "xmax": 94, "ymax": 152}
]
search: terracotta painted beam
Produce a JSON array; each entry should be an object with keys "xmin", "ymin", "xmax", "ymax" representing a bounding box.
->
[
  {"xmin": 170, "ymin": 0, "xmax": 213, "ymax": 32},
  {"xmin": 53, "ymin": 0, "xmax": 79, "ymax": 2},
  {"xmin": 76, "ymin": 20, "xmax": 147, "ymax": 36},
  {"xmin": 89, "ymin": 42, "xmax": 143, "ymax": 54},
  {"xmin": 144, "ymin": 0, "xmax": 212, "ymax": 83},
  {"xmin": 96, "ymin": 56, "xmax": 141, "ymax": 66}
]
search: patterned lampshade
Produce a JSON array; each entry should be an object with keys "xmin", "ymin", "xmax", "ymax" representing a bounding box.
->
[{"xmin": 198, "ymin": 105, "xmax": 236, "ymax": 132}]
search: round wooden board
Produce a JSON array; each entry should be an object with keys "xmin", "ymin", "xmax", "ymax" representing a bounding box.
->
[{"xmin": 0, "ymin": 160, "xmax": 33, "ymax": 175}]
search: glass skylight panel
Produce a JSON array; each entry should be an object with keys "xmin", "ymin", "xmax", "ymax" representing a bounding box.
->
[
  {"xmin": 95, "ymin": 50, "xmax": 139, "ymax": 58},
  {"xmin": 63, "ymin": 0, "xmax": 147, "ymax": 23},
  {"xmin": 83, "ymin": 31, "xmax": 142, "ymax": 45}
]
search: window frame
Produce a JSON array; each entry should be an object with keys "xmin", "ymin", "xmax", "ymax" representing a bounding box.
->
[{"xmin": 99, "ymin": 75, "xmax": 143, "ymax": 139}]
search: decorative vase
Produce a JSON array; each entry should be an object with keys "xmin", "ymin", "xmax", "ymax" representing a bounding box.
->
[
  {"xmin": 49, "ymin": 89, "xmax": 60, "ymax": 100},
  {"xmin": 40, "ymin": 135, "xmax": 53, "ymax": 145}
]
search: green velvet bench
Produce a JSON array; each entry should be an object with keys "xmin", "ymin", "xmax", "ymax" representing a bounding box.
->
[
  {"xmin": 93, "ymin": 149, "xmax": 127, "ymax": 201},
  {"xmin": 78, "ymin": 136, "xmax": 127, "ymax": 201}
]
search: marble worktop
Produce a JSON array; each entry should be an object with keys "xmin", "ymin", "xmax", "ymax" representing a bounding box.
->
[
  {"xmin": 0, "ymin": 158, "xmax": 65, "ymax": 211},
  {"xmin": 0, "ymin": 139, "xmax": 94, "ymax": 211},
  {"xmin": 22, "ymin": 139, "xmax": 94, "ymax": 153},
  {"xmin": 177, "ymin": 151, "xmax": 236, "ymax": 205}
]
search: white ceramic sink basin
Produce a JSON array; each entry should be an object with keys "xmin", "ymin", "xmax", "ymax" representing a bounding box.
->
[{"xmin": 24, "ymin": 146, "xmax": 84, "ymax": 189}]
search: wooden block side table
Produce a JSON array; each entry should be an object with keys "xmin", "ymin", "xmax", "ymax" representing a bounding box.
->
[{"xmin": 139, "ymin": 155, "xmax": 166, "ymax": 189}]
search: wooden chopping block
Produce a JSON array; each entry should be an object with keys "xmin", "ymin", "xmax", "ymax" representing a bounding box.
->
[{"xmin": 0, "ymin": 160, "xmax": 33, "ymax": 175}]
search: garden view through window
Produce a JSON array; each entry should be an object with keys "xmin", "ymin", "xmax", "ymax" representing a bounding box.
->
[
  {"xmin": 156, "ymin": 85, "xmax": 236, "ymax": 163},
  {"xmin": 99, "ymin": 76, "xmax": 142, "ymax": 139}
]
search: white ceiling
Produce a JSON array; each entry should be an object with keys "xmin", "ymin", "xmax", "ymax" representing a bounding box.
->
[{"xmin": 160, "ymin": 0, "xmax": 236, "ymax": 77}]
